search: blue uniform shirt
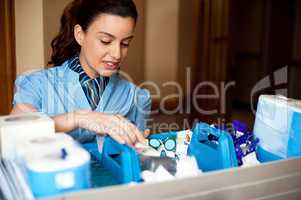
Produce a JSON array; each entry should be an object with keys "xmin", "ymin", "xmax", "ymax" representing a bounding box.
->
[{"xmin": 13, "ymin": 59, "xmax": 151, "ymax": 144}]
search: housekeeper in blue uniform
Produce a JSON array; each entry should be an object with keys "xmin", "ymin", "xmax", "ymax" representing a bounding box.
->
[{"xmin": 11, "ymin": 0, "xmax": 151, "ymax": 147}]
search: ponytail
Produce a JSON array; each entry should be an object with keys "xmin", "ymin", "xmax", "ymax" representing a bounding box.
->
[
  {"xmin": 48, "ymin": 0, "xmax": 82, "ymax": 66},
  {"xmin": 49, "ymin": 0, "xmax": 138, "ymax": 66}
]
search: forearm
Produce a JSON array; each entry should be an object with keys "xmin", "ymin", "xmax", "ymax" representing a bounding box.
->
[
  {"xmin": 52, "ymin": 112, "xmax": 79, "ymax": 133},
  {"xmin": 11, "ymin": 104, "xmax": 80, "ymax": 134},
  {"xmin": 11, "ymin": 104, "xmax": 146, "ymax": 144}
]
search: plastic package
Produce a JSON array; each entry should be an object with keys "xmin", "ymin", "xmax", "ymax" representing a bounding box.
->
[{"xmin": 254, "ymin": 95, "xmax": 301, "ymax": 161}]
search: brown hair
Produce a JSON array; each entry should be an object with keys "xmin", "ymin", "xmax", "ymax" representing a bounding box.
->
[{"xmin": 49, "ymin": 0, "xmax": 138, "ymax": 66}]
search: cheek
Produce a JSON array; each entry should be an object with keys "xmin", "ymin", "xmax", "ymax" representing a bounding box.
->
[
  {"xmin": 121, "ymin": 48, "xmax": 129, "ymax": 59},
  {"xmin": 87, "ymin": 42, "xmax": 107, "ymax": 61}
]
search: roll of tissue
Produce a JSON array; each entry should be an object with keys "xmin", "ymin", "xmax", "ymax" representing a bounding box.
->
[
  {"xmin": 21, "ymin": 134, "xmax": 90, "ymax": 198},
  {"xmin": 254, "ymin": 95, "xmax": 301, "ymax": 159},
  {"xmin": 19, "ymin": 133, "xmax": 76, "ymax": 157},
  {"xmin": 0, "ymin": 112, "xmax": 55, "ymax": 160}
]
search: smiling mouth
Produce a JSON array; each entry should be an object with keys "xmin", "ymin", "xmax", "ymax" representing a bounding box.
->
[{"xmin": 103, "ymin": 61, "xmax": 120, "ymax": 70}]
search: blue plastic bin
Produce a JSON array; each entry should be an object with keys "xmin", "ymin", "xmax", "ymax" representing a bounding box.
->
[
  {"xmin": 27, "ymin": 162, "xmax": 90, "ymax": 198},
  {"xmin": 101, "ymin": 137, "xmax": 141, "ymax": 183},
  {"xmin": 82, "ymin": 137, "xmax": 141, "ymax": 185},
  {"xmin": 188, "ymin": 123, "xmax": 238, "ymax": 172},
  {"xmin": 83, "ymin": 122, "xmax": 239, "ymax": 185}
]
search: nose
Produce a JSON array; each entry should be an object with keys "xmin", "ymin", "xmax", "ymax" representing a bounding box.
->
[{"xmin": 109, "ymin": 43, "xmax": 121, "ymax": 60}]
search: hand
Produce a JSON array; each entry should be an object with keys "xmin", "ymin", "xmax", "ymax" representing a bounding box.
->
[{"xmin": 75, "ymin": 110, "xmax": 146, "ymax": 146}]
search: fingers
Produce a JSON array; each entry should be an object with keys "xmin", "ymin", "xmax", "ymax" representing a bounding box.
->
[
  {"xmin": 107, "ymin": 131, "xmax": 126, "ymax": 144},
  {"xmin": 106, "ymin": 121, "xmax": 133, "ymax": 146},
  {"xmin": 91, "ymin": 113, "xmax": 147, "ymax": 146},
  {"xmin": 118, "ymin": 117, "xmax": 139, "ymax": 146},
  {"xmin": 114, "ymin": 115, "xmax": 145, "ymax": 145},
  {"xmin": 126, "ymin": 120, "xmax": 146, "ymax": 143},
  {"xmin": 119, "ymin": 130, "xmax": 135, "ymax": 147},
  {"xmin": 127, "ymin": 122, "xmax": 146, "ymax": 143}
]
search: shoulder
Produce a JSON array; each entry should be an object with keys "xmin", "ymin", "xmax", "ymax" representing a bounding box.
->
[
  {"xmin": 15, "ymin": 69, "xmax": 46, "ymax": 86},
  {"xmin": 15, "ymin": 61, "xmax": 71, "ymax": 83}
]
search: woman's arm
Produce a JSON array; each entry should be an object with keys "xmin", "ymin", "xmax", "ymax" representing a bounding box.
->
[
  {"xmin": 11, "ymin": 104, "xmax": 78, "ymax": 133},
  {"xmin": 11, "ymin": 104, "xmax": 146, "ymax": 146},
  {"xmin": 11, "ymin": 103, "xmax": 38, "ymax": 114}
]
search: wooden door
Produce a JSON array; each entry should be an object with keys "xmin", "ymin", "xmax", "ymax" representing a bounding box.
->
[
  {"xmin": 229, "ymin": 0, "xmax": 295, "ymax": 108},
  {"xmin": 191, "ymin": 0, "xmax": 230, "ymax": 124},
  {"xmin": 0, "ymin": 0, "xmax": 16, "ymax": 115}
]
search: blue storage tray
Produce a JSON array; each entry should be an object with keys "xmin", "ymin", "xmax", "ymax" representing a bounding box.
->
[
  {"xmin": 101, "ymin": 137, "xmax": 141, "ymax": 183},
  {"xmin": 81, "ymin": 142, "xmax": 119, "ymax": 188},
  {"xmin": 82, "ymin": 137, "xmax": 141, "ymax": 187},
  {"xmin": 82, "ymin": 122, "xmax": 239, "ymax": 186},
  {"xmin": 27, "ymin": 161, "xmax": 90, "ymax": 198},
  {"xmin": 188, "ymin": 123, "xmax": 238, "ymax": 172},
  {"xmin": 82, "ymin": 132, "xmax": 179, "ymax": 186}
]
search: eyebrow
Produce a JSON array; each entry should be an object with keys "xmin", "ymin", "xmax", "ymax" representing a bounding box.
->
[{"xmin": 97, "ymin": 31, "xmax": 134, "ymax": 40}]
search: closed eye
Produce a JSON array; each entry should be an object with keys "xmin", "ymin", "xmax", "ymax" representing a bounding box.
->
[
  {"xmin": 101, "ymin": 40, "xmax": 111, "ymax": 45},
  {"xmin": 121, "ymin": 43, "xmax": 130, "ymax": 48}
]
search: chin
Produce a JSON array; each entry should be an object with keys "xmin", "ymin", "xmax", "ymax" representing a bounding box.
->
[{"xmin": 100, "ymin": 70, "xmax": 117, "ymax": 77}]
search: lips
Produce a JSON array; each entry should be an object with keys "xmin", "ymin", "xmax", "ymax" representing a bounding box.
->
[{"xmin": 103, "ymin": 61, "xmax": 120, "ymax": 71}]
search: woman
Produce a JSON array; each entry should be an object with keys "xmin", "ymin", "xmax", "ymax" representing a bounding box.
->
[{"xmin": 11, "ymin": 0, "xmax": 151, "ymax": 147}]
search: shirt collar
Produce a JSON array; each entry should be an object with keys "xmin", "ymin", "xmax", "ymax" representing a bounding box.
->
[{"xmin": 68, "ymin": 55, "xmax": 102, "ymax": 85}]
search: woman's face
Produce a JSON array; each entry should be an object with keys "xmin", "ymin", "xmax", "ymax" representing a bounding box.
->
[{"xmin": 75, "ymin": 14, "xmax": 135, "ymax": 78}]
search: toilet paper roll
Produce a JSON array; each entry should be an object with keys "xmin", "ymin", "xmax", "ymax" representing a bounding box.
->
[
  {"xmin": 0, "ymin": 112, "xmax": 55, "ymax": 160},
  {"xmin": 19, "ymin": 133, "xmax": 76, "ymax": 159},
  {"xmin": 21, "ymin": 134, "xmax": 90, "ymax": 173}
]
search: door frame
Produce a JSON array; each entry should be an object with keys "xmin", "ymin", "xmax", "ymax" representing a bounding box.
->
[{"xmin": 0, "ymin": 0, "xmax": 16, "ymax": 114}]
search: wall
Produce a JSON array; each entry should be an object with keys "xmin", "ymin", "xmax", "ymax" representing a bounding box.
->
[
  {"xmin": 178, "ymin": 0, "xmax": 200, "ymax": 95},
  {"xmin": 122, "ymin": 0, "xmax": 146, "ymax": 84},
  {"xmin": 15, "ymin": 0, "xmax": 44, "ymax": 75},
  {"xmin": 43, "ymin": 0, "xmax": 71, "ymax": 65},
  {"xmin": 144, "ymin": 0, "xmax": 180, "ymax": 96}
]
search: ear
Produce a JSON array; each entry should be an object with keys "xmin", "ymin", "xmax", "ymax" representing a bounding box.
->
[{"xmin": 74, "ymin": 24, "xmax": 84, "ymax": 46}]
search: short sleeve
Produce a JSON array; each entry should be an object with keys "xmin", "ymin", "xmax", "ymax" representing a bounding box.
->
[
  {"xmin": 13, "ymin": 74, "xmax": 42, "ymax": 110},
  {"xmin": 134, "ymin": 88, "xmax": 152, "ymax": 131}
]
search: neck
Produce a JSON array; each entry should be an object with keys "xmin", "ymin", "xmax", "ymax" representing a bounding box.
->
[{"xmin": 79, "ymin": 53, "xmax": 99, "ymax": 79}]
